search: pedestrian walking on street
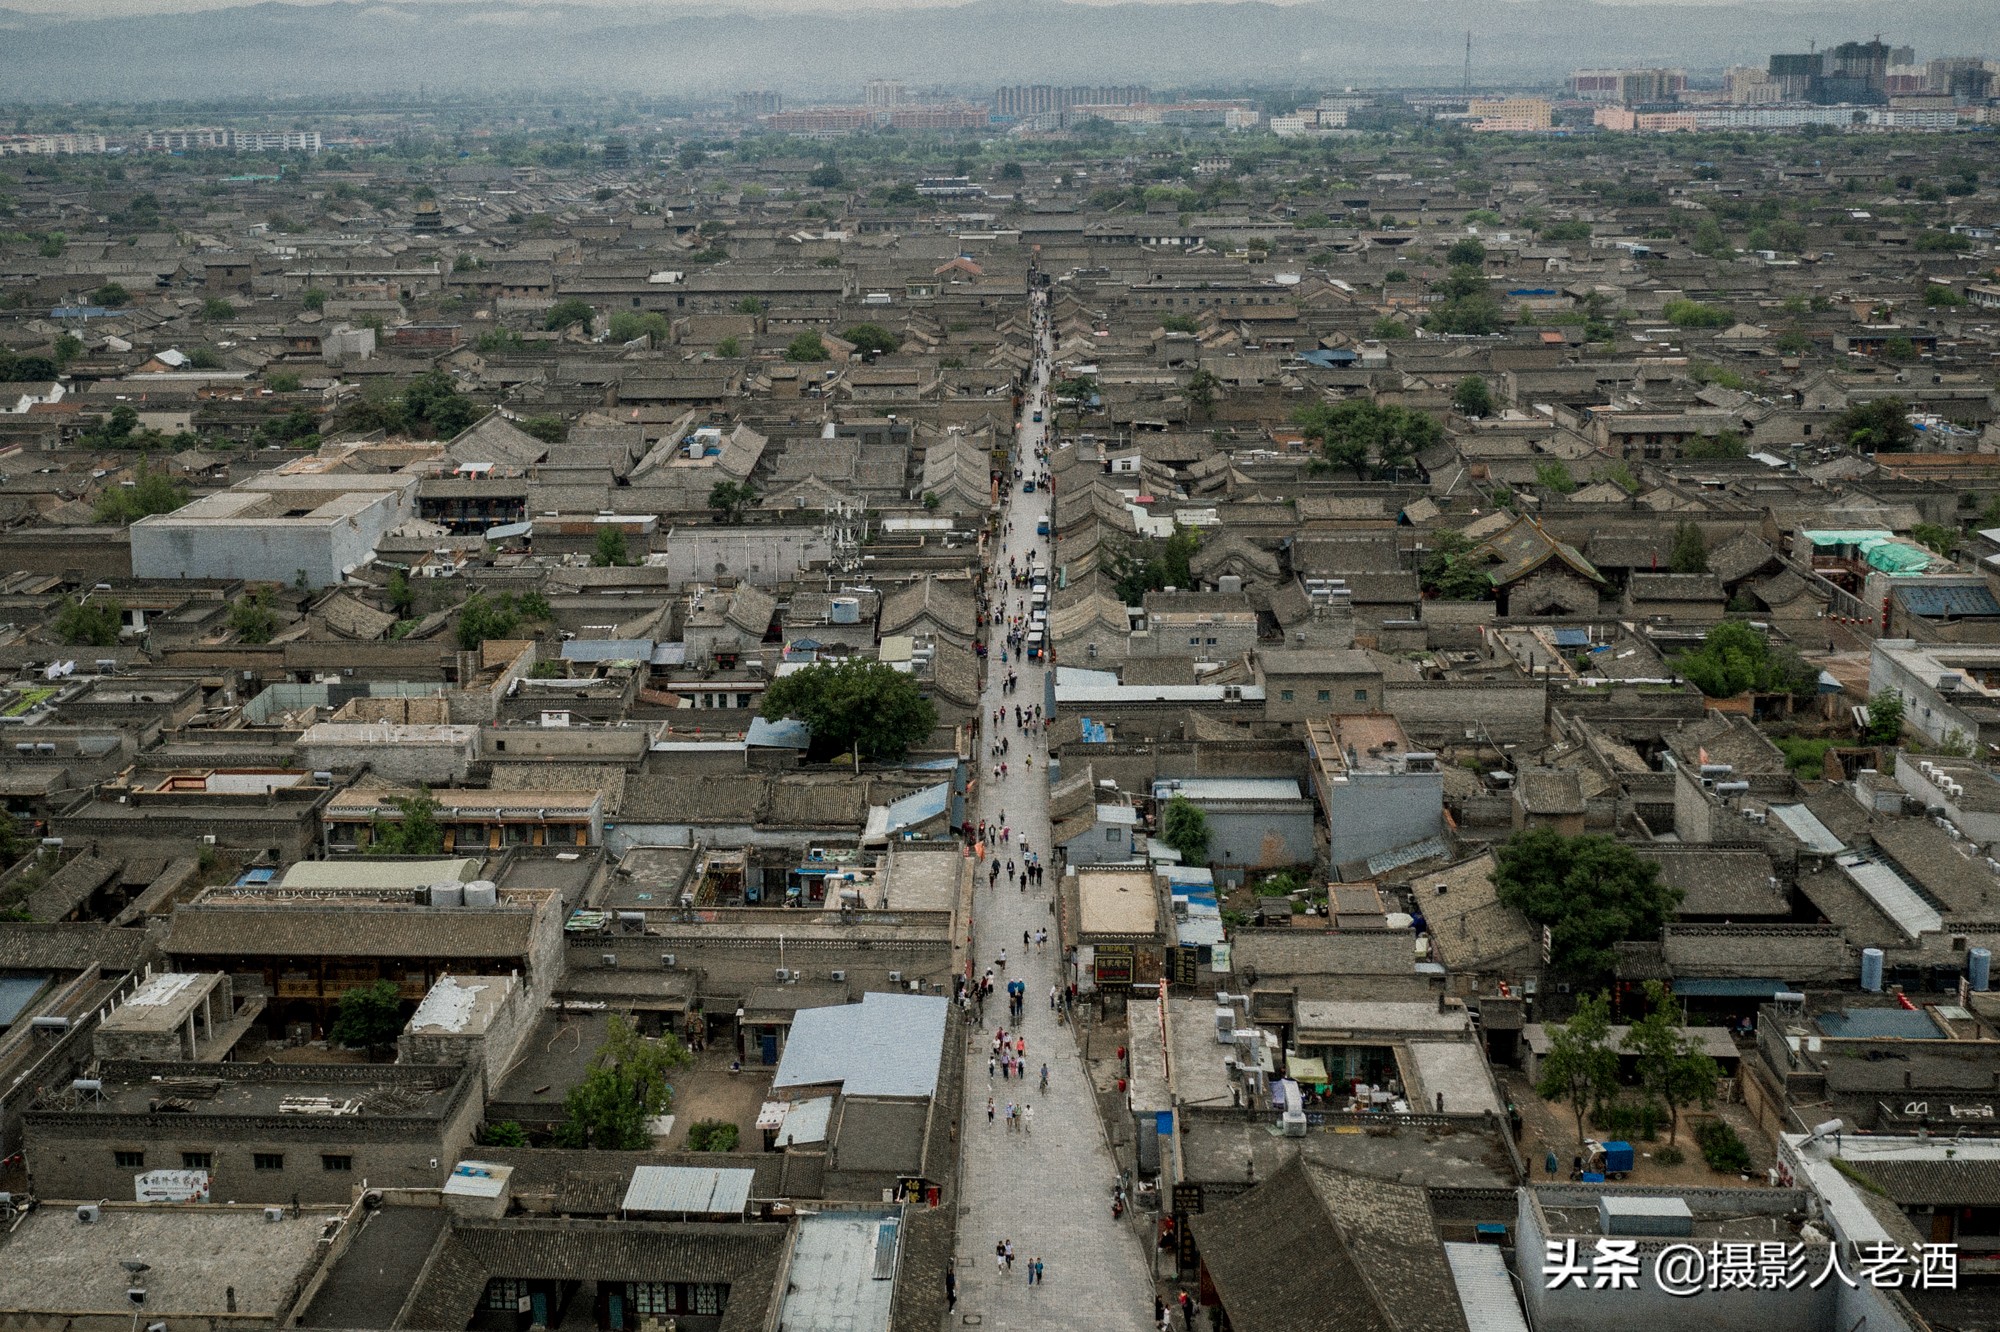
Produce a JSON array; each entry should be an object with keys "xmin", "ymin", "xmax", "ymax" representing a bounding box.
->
[
  {"xmin": 1034, "ymin": 1258, "xmax": 1045, "ymax": 1287},
  {"xmin": 1023, "ymin": 1103, "xmax": 1034, "ymax": 1135},
  {"xmin": 989, "ymin": 1055, "xmax": 996, "ymax": 1080},
  {"xmin": 1005, "ymin": 1240, "xmax": 1015, "ymax": 1269},
  {"xmin": 987, "ymin": 1095, "xmax": 995, "ymax": 1124}
]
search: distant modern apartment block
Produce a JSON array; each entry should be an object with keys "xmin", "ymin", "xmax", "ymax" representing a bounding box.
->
[
  {"xmin": 863, "ymin": 79, "xmax": 904, "ymax": 109},
  {"xmin": 733, "ymin": 90, "xmax": 783, "ymax": 117},
  {"xmin": 760, "ymin": 104, "xmax": 987, "ymax": 134},
  {"xmin": 1467, "ymin": 97, "xmax": 1554, "ymax": 132},
  {"xmin": 992, "ymin": 85, "xmax": 1150, "ymax": 117},
  {"xmin": 0, "ymin": 133, "xmax": 108, "ymax": 156},
  {"xmin": 141, "ymin": 128, "xmax": 321, "ymax": 152},
  {"xmin": 1568, "ymin": 68, "xmax": 1687, "ymax": 104}
]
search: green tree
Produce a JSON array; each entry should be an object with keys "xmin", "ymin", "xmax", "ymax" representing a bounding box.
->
[
  {"xmin": 1662, "ymin": 299, "xmax": 1732, "ymax": 329},
  {"xmin": 367, "ymin": 789, "xmax": 446, "ymax": 855},
  {"xmin": 785, "ymin": 331, "xmax": 829, "ymax": 363},
  {"xmin": 1535, "ymin": 990, "xmax": 1620, "ymax": 1147},
  {"xmin": 227, "ymin": 586, "xmax": 279, "ymax": 643},
  {"xmin": 200, "ymin": 297, "xmax": 236, "ymax": 322},
  {"xmin": 1109, "ymin": 526, "xmax": 1200, "ymax": 605},
  {"xmin": 1835, "ymin": 398, "xmax": 1917, "ymax": 453},
  {"xmin": 475, "ymin": 327, "xmax": 523, "ymax": 355},
  {"xmin": 545, "ymin": 297, "xmax": 595, "ymax": 331},
  {"xmin": 1296, "ymin": 400, "xmax": 1442, "ymax": 479},
  {"xmin": 401, "ymin": 370, "xmax": 479, "ymax": 437},
  {"xmin": 386, "ymin": 568, "xmax": 415, "ymax": 617},
  {"xmin": 1452, "ymin": 376, "xmax": 1493, "ymax": 418},
  {"xmin": 1444, "ymin": 237, "xmax": 1488, "ymax": 267},
  {"xmin": 1923, "ymin": 285, "xmax": 1967, "ymax": 308},
  {"xmin": 1426, "ymin": 264, "xmax": 1505, "ymax": 335},
  {"xmin": 94, "ymin": 465, "xmax": 189, "ymax": 523},
  {"xmin": 714, "ymin": 336, "xmax": 744, "ymax": 358},
  {"xmin": 1909, "ymin": 522, "xmax": 1957, "ymax": 557},
  {"xmin": 518, "ymin": 591, "xmax": 552, "ymax": 622},
  {"xmin": 686, "ymin": 1120, "xmax": 740, "ymax": 1152},
  {"xmin": 519, "ymin": 415, "xmax": 564, "ymax": 444},
  {"xmin": 1535, "ymin": 461, "xmax": 1577, "ymax": 494},
  {"xmin": 187, "ymin": 347, "xmax": 224, "ymax": 370},
  {"xmin": 841, "ymin": 323, "xmax": 900, "ymax": 357},
  {"xmin": 455, "ymin": 592, "xmax": 522, "ymax": 650},
  {"xmin": 998, "ymin": 161, "xmax": 1025, "ymax": 181},
  {"xmin": 807, "ymin": 162, "xmax": 844, "ymax": 189},
  {"xmin": 52, "ymin": 332, "xmax": 83, "ymax": 367},
  {"xmin": 708, "ymin": 480, "xmax": 758, "ymax": 524},
  {"xmin": 91, "ymin": 282, "xmax": 130, "ymax": 308},
  {"xmin": 734, "ymin": 297, "xmax": 768, "ymax": 315},
  {"xmin": 1864, "ymin": 689, "xmax": 1904, "ymax": 744},
  {"xmin": 1160, "ymin": 795, "xmax": 1211, "ymax": 864},
  {"xmin": 328, "ymin": 979, "xmax": 404, "ymax": 1056},
  {"xmin": 1419, "ymin": 529, "xmax": 1493, "ymax": 601},
  {"xmin": 1159, "ymin": 313, "xmax": 1199, "ymax": 334},
  {"xmin": 1683, "ymin": 430, "xmax": 1748, "ymax": 460},
  {"xmin": 266, "ymin": 370, "xmax": 302, "ymax": 393},
  {"xmin": 1669, "ymin": 521, "xmax": 1708, "ymax": 574},
  {"xmin": 759, "ymin": 658, "xmax": 938, "ymax": 765},
  {"xmin": 1370, "ymin": 316, "xmax": 1413, "ymax": 340},
  {"xmin": 607, "ymin": 310, "xmax": 671, "ymax": 344},
  {"xmin": 1492, "ymin": 828, "xmax": 1682, "ymax": 982},
  {"xmin": 1186, "ymin": 367, "xmax": 1221, "ymax": 420},
  {"xmin": 554, "ymin": 1017, "xmax": 691, "ymax": 1150},
  {"xmin": 301, "ymin": 287, "xmax": 328, "ymax": 311},
  {"xmin": 1671, "ymin": 621, "xmax": 1815, "ymax": 699},
  {"xmin": 479, "ymin": 1120, "xmax": 529, "ymax": 1148},
  {"xmin": 592, "ymin": 525, "xmax": 631, "ymax": 567},
  {"xmin": 1623, "ymin": 980, "xmax": 1721, "ymax": 1145},
  {"xmin": 53, "ymin": 597, "xmax": 121, "ymax": 647}
]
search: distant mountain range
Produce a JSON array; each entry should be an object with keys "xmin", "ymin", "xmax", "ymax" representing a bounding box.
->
[{"xmin": 0, "ymin": 0, "xmax": 1992, "ymax": 102}]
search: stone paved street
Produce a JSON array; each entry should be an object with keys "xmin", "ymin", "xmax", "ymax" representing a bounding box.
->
[{"xmin": 947, "ymin": 283, "xmax": 1158, "ymax": 1332}]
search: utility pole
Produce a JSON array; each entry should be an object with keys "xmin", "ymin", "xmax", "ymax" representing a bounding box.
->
[{"xmin": 1464, "ymin": 30, "xmax": 1472, "ymax": 95}]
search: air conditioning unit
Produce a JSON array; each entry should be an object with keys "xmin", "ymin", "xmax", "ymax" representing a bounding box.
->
[
  {"xmin": 887, "ymin": 970, "xmax": 903, "ymax": 983},
  {"xmin": 829, "ymin": 969, "xmax": 847, "ymax": 982},
  {"xmin": 660, "ymin": 954, "xmax": 677, "ymax": 969},
  {"xmin": 601, "ymin": 954, "xmax": 617, "ymax": 968},
  {"xmin": 263, "ymin": 1206, "xmax": 285, "ymax": 1223},
  {"xmin": 808, "ymin": 847, "xmax": 827, "ymax": 862},
  {"xmin": 775, "ymin": 968, "xmax": 792, "ymax": 983},
  {"xmin": 1281, "ymin": 1110, "xmax": 1308, "ymax": 1137},
  {"xmin": 1214, "ymin": 1006, "xmax": 1236, "ymax": 1044},
  {"xmin": 200, "ymin": 835, "xmax": 216, "ymax": 846},
  {"xmin": 76, "ymin": 1204, "xmax": 100, "ymax": 1224}
]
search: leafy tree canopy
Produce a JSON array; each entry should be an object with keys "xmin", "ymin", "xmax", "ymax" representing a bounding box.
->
[
  {"xmin": 785, "ymin": 331, "xmax": 829, "ymax": 363},
  {"xmin": 1160, "ymin": 796, "xmax": 1211, "ymax": 864},
  {"xmin": 759, "ymin": 658, "xmax": 938, "ymax": 763},
  {"xmin": 53, "ymin": 597, "xmax": 121, "ymax": 647},
  {"xmin": 841, "ymin": 323, "xmax": 900, "ymax": 357},
  {"xmin": 329, "ymin": 979, "xmax": 404, "ymax": 1054},
  {"xmin": 1296, "ymin": 399, "xmax": 1441, "ymax": 479},
  {"xmin": 1835, "ymin": 397, "xmax": 1917, "ymax": 454},
  {"xmin": 1671, "ymin": 620, "xmax": 1815, "ymax": 699},
  {"xmin": 554, "ymin": 1016, "xmax": 691, "ymax": 1150},
  {"xmin": 545, "ymin": 297, "xmax": 595, "ymax": 331},
  {"xmin": 1492, "ymin": 829, "xmax": 1682, "ymax": 982},
  {"xmin": 367, "ymin": 789, "xmax": 446, "ymax": 856}
]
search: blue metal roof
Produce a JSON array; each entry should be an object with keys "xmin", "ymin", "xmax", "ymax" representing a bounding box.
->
[
  {"xmin": 1894, "ymin": 584, "xmax": 2000, "ymax": 619},
  {"xmin": 1551, "ymin": 628, "xmax": 1591, "ymax": 647},
  {"xmin": 774, "ymin": 993, "xmax": 949, "ymax": 1098},
  {"xmin": 882, "ymin": 781, "xmax": 950, "ymax": 832},
  {"xmin": 1816, "ymin": 1008, "xmax": 1944, "ymax": 1040}
]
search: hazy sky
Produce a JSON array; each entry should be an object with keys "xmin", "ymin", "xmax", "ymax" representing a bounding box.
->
[{"xmin": 0, "ymin": 0, "xmax": 1856, "ymax": 13}]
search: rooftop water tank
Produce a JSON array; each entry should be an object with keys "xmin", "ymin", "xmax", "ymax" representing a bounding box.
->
[{"xmin": 1861, "ymin": 947, "xmax": 1885, "ymax": 993}]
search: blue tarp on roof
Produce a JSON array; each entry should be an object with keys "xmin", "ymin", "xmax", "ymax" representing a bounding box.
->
[
  {"xmin": 1672, "ymin": 978, "xmax": 1791, "ymax": 998},
  {"xmin": 1296, "ymin": 349, "xmax": 1361, "ymax": 368},
  {"xmin": 745, "ymin": 717, "xmax": 811, "ymax": 749},
  {"xmin": 1894, "ymin": 584, "xmax": 2000, "ymax": 619}
]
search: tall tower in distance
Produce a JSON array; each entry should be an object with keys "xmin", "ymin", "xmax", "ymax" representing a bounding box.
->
[
  {"xmin": 863, "ymin": 80, "xmax": 904, "ymax": 109},
  {"xmin": 1464, "ymin": 31, "xmax": 1472, "ymax": 94}
]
